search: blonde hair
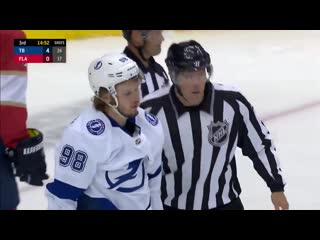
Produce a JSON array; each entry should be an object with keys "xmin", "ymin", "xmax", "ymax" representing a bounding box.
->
[{"xmin": 92, "ymin": 87, "xmax": 114, "ymax": 112}]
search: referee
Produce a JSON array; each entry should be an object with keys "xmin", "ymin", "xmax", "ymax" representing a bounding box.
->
[
  {"xmin": 122, "ymin": 30, "xmax": 171, "ymax": 100},
  {"xmin": 141, "ymin": 40, "xmax": 289, "ymax": 210}
]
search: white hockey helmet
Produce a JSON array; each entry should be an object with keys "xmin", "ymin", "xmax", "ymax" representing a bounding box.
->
[{"xmin": 88, "ymin": 53, "xmax": 142, "ymax": 97}]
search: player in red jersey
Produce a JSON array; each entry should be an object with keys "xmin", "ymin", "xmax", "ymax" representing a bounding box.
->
[{"xmin": 0, "ymin": 30, "xmax": 48, "ymax": 210}]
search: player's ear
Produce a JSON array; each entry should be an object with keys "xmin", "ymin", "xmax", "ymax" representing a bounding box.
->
[{"xmin": 130, "ymin": 30, "xmax": 144, "ymax": 47}]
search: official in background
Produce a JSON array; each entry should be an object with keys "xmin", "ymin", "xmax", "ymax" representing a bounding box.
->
[
  {"xmin": 141, "ymin": 40, "xmax": 289, "ymax": 210},
  {"xmin": 122, "ymin": 30, "xmax": 170, "ymax": 101}
]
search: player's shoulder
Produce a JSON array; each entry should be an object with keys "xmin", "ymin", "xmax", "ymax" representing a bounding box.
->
[
  {"xmin": 137, "ymin": 108, "xmax": 164, "ymax": 144},
  {"xmin": 137, "ymin": 107, "xmax": 161, "ymax": 128},
  {"xmin": 57, "ymin": 106, "xmax": 113, "ymax": 163},
  {"xmin": 66, "ymin": 105, "xmax": 110, "ymax": 139}
]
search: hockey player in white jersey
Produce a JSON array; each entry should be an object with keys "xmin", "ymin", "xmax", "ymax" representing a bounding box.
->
[{"xmin": 46, "ymin": 53, "xmax": 164, "ymax": 210}]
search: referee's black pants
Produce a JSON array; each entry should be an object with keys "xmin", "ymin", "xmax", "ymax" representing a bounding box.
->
[{"xmin": 163, "ymin": 197, "xmax": 244, "ymax": 210}]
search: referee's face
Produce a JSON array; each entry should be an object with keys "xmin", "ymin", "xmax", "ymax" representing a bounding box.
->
[
  {"xmin": 144, "ymin": 30, "xmax": 164, "ymax": 57},
  {"xmin": 176, "ymin": 68, "xmax": 207, "ymax": 106}
]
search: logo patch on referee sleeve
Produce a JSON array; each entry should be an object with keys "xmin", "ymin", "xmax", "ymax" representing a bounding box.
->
[
  {"xmin": 145, "ymin": 112, "xmax": 158, "ymax": 126},
  {"xmin": 207, "ymin": 120, "xmax": 229, "ymax": 147}
]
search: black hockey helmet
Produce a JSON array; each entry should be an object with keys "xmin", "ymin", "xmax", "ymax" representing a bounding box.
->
[
  {"xmin": 166, "ymin": 40, "xmax": 211, "ymax": 72},
  {"xmin": 165, "ymin": 40, "xmax": 213, "ymax": 83}
]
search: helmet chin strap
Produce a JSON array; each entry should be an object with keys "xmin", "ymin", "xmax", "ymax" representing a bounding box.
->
[
  {"xmin": 94, "ymin": 93, "xmax": 130, "ymax": 122},
  {"xmin": 107, "ymin": 96, "xmax": 128, "ymax": 119},
  {"xmin": 105, "ymin": 86, "xmax": 131, "ymax": 119}
]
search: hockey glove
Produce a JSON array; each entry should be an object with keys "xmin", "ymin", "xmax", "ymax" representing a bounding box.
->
[{"xmin": 6, "ymin": 128, "xmax": 49, "ymax": 186}]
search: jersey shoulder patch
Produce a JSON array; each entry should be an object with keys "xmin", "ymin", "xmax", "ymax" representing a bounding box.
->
[
  {"xmin": 86, "ymin": 119, "xmax": 105, "ymax": 135},
  {"xmin": 144, "ymin": 111, "xmax": 158, "ymax": 126}
]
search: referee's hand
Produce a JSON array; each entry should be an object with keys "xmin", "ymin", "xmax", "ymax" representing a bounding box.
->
[{"xmin": 271, "ymin": 191, "xmax": 289, "ymax": 210}]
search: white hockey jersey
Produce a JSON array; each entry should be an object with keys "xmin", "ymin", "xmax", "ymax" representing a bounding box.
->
[{"xmin": 46, "ymin": 105, "xmax": 164, "ymax": 210}]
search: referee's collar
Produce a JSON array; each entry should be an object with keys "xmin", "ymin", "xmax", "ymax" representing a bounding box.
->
[
  {"xmin": 123, "ymin": 47, "xmax": 155, "ymax": 73},
  {"xmin": 170, "ymin": 82, "xmax": 214, "ymax": 117}
]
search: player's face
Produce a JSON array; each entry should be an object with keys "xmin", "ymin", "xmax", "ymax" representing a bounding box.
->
[
  {"xmin": 176, "ymin": 68, "xmax": 207, "ymax": 106},
  {"xmin": 144, "ymin": 30, "xmax": 164, "ymax": 57},
  {"xmin": 116, "ymin": 77, "xmax": 141, "ymax": 117}
]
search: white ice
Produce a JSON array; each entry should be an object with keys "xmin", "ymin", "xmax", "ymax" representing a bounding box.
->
[{"xmin": 17, "ymin": 30, "xmax": 320, "ymax": 210}]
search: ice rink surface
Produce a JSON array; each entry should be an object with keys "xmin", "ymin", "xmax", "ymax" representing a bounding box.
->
[{"xmin": 17, "ymin": 30, "xmax": 320, "ymax": 210}]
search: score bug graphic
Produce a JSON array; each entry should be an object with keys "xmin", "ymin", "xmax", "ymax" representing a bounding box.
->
[{"xmin": 14, "ymin": 39, "xmax": 66, "ymax": 63}]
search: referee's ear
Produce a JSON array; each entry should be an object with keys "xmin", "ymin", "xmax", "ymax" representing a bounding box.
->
[{"xmin": 129, "ymin": 30, "xmax": 145, "ymax": 48}]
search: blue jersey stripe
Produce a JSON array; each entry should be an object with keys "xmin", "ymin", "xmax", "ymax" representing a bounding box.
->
[
  {"xmin": 77, "ymin": 194, "xmax": 118, "ymax": 210},
  {"xmin": 46, "ymin": 179, "xmax": 85, "ymax": 201}
]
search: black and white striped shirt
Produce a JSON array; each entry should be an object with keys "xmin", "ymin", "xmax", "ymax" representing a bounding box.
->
[
  {"xmin": 124, "ymin": 47, "xmax": 171, "ymax": 100},
  {"xmin": 141, "ymin": 81, "xmax": 285, "ymax": 210}
]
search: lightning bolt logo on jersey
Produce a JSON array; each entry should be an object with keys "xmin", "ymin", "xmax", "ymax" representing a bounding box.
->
[
  {"xmin": 105, "ymin": 158, "xmax": 146, "ymax": 193},
  {"xmin": 46, "ymin": 106, "xmax": 164, "ymax": 210}
]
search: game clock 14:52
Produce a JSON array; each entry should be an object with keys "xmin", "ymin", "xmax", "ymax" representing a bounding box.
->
[{"xmin": 37, "ymin": 40, "xmax": 50, "ymax": 46}]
